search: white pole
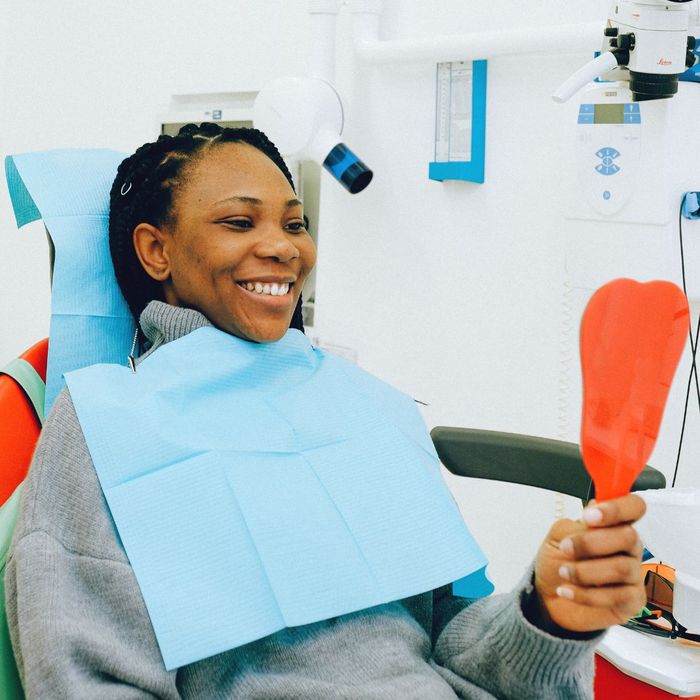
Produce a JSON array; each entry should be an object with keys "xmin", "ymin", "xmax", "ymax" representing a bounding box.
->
[
  {"xmin": 349, "ymin": 0, "xmax": 602, "ymax": 65},
  {"xmin": 308, "ymin": 0, "xmax": 341, "ymax": 83}
]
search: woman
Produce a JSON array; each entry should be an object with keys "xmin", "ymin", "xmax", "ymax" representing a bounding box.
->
[{"xmin": 6, "ymin": 123, "xmax": 646, "ymax": 699}]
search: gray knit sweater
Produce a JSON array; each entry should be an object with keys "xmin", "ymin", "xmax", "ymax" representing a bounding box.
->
[{"xmin": 6, "ymin": 301, "xmax": 599, "ymax": 699}]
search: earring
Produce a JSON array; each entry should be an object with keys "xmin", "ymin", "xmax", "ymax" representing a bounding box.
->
[{"xmin": 127, "ymin": 327, "xmax": 139, "ymax": 373}]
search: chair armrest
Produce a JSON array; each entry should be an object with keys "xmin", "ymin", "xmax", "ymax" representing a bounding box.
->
[{"xmin": 431, "ymin": 426, "xmax": 666, "ymax": 501}]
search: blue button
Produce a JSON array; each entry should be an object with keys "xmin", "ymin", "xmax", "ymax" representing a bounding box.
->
[
  {"xmin": 579, "ymin": 104, "xmax": 595, "ymax": 113},
  {"xmin": 603, "ymin": 191, "xmax": 611, "ymax": 200},
  {"xmin": 624, "ymin": 114, "xmax": 641, "ymax": 124},
  {"xmin": 623, "ymin": 103, "xmax": 640, "ymax": 114},
  {"xmin": 578, "ymin": 114, "xmax": 594, "ymax": 124}
]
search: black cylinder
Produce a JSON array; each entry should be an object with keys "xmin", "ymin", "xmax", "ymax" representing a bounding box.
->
[
  {"xmin": 322, "ymin": 143, "xmax": 373, "ymax": 194},
  {"xmin": 629, "ymin": 71, "xmax": 680, "ymax": 101}
]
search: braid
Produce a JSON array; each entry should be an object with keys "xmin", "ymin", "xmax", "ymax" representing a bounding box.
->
[{"xmin": 109, "ymin": 123, "xmax": 304, "ymax": 333}]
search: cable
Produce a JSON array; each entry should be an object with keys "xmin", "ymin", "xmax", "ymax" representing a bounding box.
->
[
  {"xmin": 672, "ymin": 338, "xmax": 695, "ymax": 488},
  {"xmin": 677, "ymin": 198, "xmax": 700, "ymax": 409},
  {"xmin": 673, "ymin": 197, "xmax": 700, "ymax": 487}
]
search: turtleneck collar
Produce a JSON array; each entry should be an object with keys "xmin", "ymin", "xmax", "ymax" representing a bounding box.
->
[{"xmin": 138, "ymin": 301, "xmax": 212, "ymax": 361}]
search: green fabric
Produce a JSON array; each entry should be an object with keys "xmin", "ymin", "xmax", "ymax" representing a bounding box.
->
[
  {"xmin": 0, "ymin": 357, "xmax": 45, "ymax": 700},
  {"xmin": 0, "ymin": 358, "xmax": 45, "ymax": 425},
  {"xmin": 0, "ymin": 483, "xmax": 25, "ymax": 699}
]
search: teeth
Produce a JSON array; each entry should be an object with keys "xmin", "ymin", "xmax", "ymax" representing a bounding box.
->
[{"xmin": 239, "ymin": 282, "xmax": 290, "ymax": 296}]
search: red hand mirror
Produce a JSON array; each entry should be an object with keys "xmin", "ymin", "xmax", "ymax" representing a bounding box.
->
[{"xmin": 580, "ymin": 279, "xmax": 689, "ymax": 501}]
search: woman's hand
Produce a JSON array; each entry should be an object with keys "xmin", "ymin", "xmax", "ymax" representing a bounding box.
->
[{"xmin": 528, "ymin": 494, "xmax": 647, "ymax": 634}]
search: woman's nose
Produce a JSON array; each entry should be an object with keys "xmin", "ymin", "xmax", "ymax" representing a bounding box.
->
[{"xmin": 255, "ymin": 227, "xmax": 300, "ymax": 263}]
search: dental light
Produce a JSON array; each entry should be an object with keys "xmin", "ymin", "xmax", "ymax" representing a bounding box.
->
[
  {"xmin": 253, "ymin": 77, "xmax": 373, "ymax": 194},
  {"xmin": 553, "ymin": 0, "xmax": 698, "ymax": 103}
]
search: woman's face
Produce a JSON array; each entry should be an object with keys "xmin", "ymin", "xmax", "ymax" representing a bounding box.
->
[{"xmin": 143, "ymin": 142, "xmax": 316, "ymax": 343}]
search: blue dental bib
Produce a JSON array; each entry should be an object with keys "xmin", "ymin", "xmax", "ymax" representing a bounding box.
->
[{"xmin": 66, "ymin": 327, "xmax": 486, "ymax": 670}]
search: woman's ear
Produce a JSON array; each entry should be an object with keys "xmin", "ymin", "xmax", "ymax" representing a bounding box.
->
[{"xmin": 132, "ymin": 223, "xmax": 171, "ymax": 282}]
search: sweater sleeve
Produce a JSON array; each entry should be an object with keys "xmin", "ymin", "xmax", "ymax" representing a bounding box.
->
[
  {"xmin": 431, "ymin": 574, "xmax": 602, "ymax": 699},
  {"xmin": 5, "ymin": 389, "xmax": 180, "ymax": 700}
]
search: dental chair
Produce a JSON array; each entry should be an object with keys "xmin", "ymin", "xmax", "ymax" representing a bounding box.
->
[
  {"xmin": 0, "ymin": 339, "xmax": 47, "ymax": 699},
  {"xmin": 0, "ymin": 148, "xmax": 669, "ymax": 699},
  {"xmin": 0, "ymin": 149, "xmax": 132, "ymax": 700}
]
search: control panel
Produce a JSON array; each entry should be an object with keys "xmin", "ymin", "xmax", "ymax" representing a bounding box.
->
[
  {"xmin": 566, "ymin": 82, "xmax": 669, "ymax": 226},
  {"xmin": 576, "ymin": 100, "xmax": 641, "ymax": 217}
]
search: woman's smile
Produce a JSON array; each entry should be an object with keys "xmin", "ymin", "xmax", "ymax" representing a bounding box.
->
[{"xmin": 235, "ymin": 279, "xmax": 295, "ymax": 307}]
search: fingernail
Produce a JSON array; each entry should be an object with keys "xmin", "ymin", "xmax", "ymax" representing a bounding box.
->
[
  {"xmin": 556, "ymin": 586, "xmax": 574, "ymax": 600},
  {"xmin": 582, "ymin": 507, "xmax": 603, "ymax": 525},
  {"xmin": 559, "ymin": 537, "xmax": 574, "ymax": 557},
  {"xmin": 558, "ymin": 565, "xmax": 571, "ymax": 581}
]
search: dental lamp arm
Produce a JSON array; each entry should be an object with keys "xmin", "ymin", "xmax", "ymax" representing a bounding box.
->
[{"xmin": 552, "ymin": 51, "xmax": 621, "ymax": 103}]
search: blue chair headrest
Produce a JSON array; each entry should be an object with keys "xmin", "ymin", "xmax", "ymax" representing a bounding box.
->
[{"xmin": 5, "ymin": 149, "xmax": 134, "ymax": 413}]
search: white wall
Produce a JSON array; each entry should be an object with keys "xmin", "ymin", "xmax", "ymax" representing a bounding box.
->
[{"xmin": 1, "ymin": 0, "xmax": 697, "ymax": 592}]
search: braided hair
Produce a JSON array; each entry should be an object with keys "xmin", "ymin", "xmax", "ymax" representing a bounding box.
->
[{"xmin": 109, "ymin": 122, "xmax": 305, "ymax": 333}]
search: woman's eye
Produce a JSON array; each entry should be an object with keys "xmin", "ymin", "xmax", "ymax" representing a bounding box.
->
[
  {"xmin": 221, "ymin": 218, "xmax": 253, "ymax": 229},
  {"xmin": 285, "ymin": 221, "xmax": 306, "ymax": 233}
]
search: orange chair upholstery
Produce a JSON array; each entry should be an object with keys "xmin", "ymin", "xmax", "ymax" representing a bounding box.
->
[{"xmin": 0, "ymin": 338, "xmax": 48, "ymax": 505}]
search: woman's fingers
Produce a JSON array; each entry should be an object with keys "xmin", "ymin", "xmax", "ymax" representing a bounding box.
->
[
  {"xmin": 554, "ymin": 582, "xmax": 647, "ymax": 623},
  {"xmin": 559, "ymin": 524, "xmax": 643, "ymax": 560},
  {"xmin": 582, "ymin": 493, "xmax": 646, "ymax": 528},
  {"xmin": 559, "ymin": 554, "xmax": 643, "ymax": 587}
]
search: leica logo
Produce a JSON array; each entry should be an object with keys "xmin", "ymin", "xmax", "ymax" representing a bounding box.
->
[{"xmin": 658, "ymin": 58, "xmax": 673, "ymax": 66}]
